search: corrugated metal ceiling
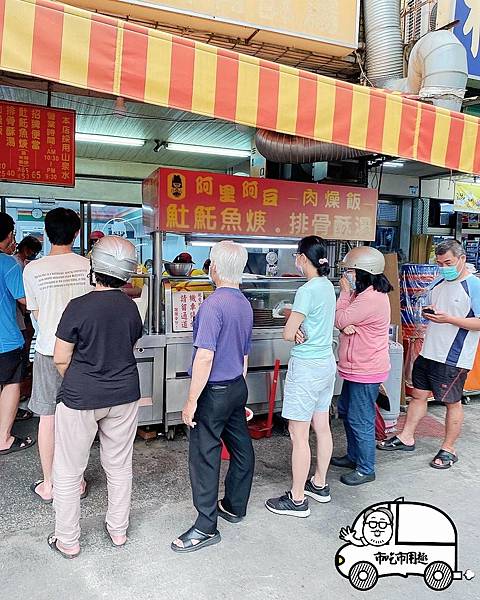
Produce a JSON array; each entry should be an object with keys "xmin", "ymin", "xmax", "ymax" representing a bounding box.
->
[{"xmin": 0, "ymin": 84, "xmax": 253, "ymax": 171}]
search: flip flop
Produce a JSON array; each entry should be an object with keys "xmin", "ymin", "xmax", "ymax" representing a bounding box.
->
[
  {"xmin": 0, "ymin": 435, "xmax": 36, "ymax": 455},
  {"xmin": 47, "ymin": 533, "xmax": 80, "ymax": 559},
  {"xmin": 15, "ymin": 408, "xmax": 33, "ymax": 421},
  {"xmin": 171, "ymin": 526, "xmax": 221, "ymax": 553},
  {"xmin": 30, "ymin": 479, "xmax": 53, "ymax": 504},
  {"xmin": 104, "ymin": 522, "xmax": 127, "ymax": 548},
  {"xmin": 377, "ymin": 435, "xmax": 415, "ymax": 452},
  {"xmin": 430, "ymin": 449, "xmax": 458, "ymax": 470},
  {"xmin": 80, "ymin": 478, "xmax": 89, "ymax": 500},
  {"xmin": 31, "ymin": 478, "xmax": 89, "ymax": 504}
]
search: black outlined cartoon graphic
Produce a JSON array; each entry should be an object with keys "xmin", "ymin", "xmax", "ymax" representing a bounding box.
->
[{"xmin": 335, "ymin": 498, "xmax": 475, "ymax": 592}]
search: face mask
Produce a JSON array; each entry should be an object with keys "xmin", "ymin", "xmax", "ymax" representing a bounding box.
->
[
  {"xmin": 440, "ymin": 263, "xmax": 461, "ymax": 281},
  {"xmin": 295, "ymin": 259, "xmax": 304, "ymax": 277},
  {"xmin": 345, "ymin": 272, "xmax": 356, "ymax": 290}
]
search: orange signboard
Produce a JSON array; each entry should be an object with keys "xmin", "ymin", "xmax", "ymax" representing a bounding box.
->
[
  {"xmin": 0, "ymin": 101, "xmax": 75, "ymax": 186},
  {"xmin": 143, "ymin": 168, "xmax": 378, "ymax": 241}
]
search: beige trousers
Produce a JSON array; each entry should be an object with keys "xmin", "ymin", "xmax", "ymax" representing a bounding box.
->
[{"xmin": 53, "ymin": 400, "xmax": 139, "ymax": 548}]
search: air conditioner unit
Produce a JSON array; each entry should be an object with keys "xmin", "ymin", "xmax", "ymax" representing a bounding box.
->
[{"xmin": 403, "ymin": 0, "xmax": 439, "ymax": 45}]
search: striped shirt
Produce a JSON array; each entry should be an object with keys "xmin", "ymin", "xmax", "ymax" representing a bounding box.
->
[{"xmin": 421, "ymin": 274, "xmax": 480, "ymax": 370}]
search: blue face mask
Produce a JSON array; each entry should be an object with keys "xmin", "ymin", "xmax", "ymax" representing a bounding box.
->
[
  {"xmin": 345, "ymin": 272, "xmax": 356, "ymax": 290},
  {"xmin": 440, "ymin": 264, "xmax": 460, "ymax": 281}
]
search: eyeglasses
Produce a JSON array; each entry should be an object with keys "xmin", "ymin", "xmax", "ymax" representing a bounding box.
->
[{"xmin": 366, "ymin": 520, "xmax": 389, "ymax": 530}]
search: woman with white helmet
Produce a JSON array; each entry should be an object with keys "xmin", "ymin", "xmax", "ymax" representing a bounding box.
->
[
  {"xmin": 48, "ymin": 236, "xmax": 143, "ymax": 559},
  {"xmin": 332, "ymin": 246, "xmax": 392, "ymax": 487}
]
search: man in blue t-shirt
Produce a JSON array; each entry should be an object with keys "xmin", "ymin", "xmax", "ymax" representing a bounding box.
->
[
  {"xmin": 172, "ymin": 241, "xmax": 254, "ymax": 554},
  {"xmin": 0, "ymin": 213, "xmax": 35, "ymax": 455}
]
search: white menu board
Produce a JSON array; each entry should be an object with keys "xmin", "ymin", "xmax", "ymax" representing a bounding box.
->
[{"xmin": 172, "ymin": 291, "xmax": 204, "ymax": 332}]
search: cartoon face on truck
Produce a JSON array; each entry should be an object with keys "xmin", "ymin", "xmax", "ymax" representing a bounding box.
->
[{"xmin": 335, "ymin": 498, "xmax": 473, "ymax": 592}]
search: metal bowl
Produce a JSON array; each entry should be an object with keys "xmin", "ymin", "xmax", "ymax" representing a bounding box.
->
[{"xmin": 164, "ymin": 262, "xmax": 193, "ymax": 277}]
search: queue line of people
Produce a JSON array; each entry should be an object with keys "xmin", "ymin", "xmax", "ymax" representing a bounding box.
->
[{"xmin": 1, "ymin": 212, "xmax": 478, "ymax": 557}]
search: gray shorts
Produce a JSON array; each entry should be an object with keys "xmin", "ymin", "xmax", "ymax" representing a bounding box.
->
[
  {"xmin": 28, "ymin": 352, "xmax": 63, "ymax": 416},
  {"xmin": 282, "ymin": 355, "xmax": 336, "ymax": 421}
]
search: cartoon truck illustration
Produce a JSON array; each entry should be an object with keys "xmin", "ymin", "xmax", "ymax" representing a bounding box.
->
[{"xmin": 335, "ymin": 498, "xmax": 474, "ymax": 591}]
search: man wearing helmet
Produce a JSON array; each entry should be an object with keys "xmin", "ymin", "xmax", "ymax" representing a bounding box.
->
[
  {"xmin": 379, "ymin": 239, "xmax": 480, "ymax": 469},
  {"xmin": 48, "ymin": 236, "xmax": 143, "ymax": 558}
]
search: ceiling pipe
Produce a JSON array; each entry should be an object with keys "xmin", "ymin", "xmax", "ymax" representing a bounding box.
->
[{"xmin": 254, "ymin": 129, "xmax": 368, "ymax": 164}]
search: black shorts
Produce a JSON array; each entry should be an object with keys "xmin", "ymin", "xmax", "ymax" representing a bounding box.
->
[
  {"xmin": 412, "ymin": 355, "xmax": 468, "ymax": 404},
  {"xmin": 0, "ymin": 347, "xmax": 24, "ymax": 385}
]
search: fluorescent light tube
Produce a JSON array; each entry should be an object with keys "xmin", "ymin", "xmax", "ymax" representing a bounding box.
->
[
  {"xmin": 382, "ymin": 161, "xmax": 404, "ymax": 168},
  {"xmin": 190, "ymin": 241, "xmax": 297, "ymax": 249},
  {"xmin": 165, "ymin": 142, "xmax": 250, "ymax": 158},
  {"xmin": 75, "ymin": 133, "xmax": 145, "ymax": 147}
]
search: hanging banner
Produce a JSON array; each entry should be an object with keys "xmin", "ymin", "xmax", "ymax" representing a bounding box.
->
[
  {"xmin": 454, "ymin": 181, "xmax": 480, "ymax": 213},
  {"xmin": 143, "ymin": 168, "xmax": 378, "ymax": 241},
  {"xmin": 0, "ymin": 101, "xmax": 75, "ymax": 187}
]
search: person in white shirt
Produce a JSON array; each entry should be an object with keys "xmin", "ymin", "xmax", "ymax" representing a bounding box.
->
[
  {"xmin": 379, "ymin": 240, "xmax": 480, "ymax": 469},
  {"xmin": 24, "ymin": 208, "xmax": 92, "ymax": 503}
]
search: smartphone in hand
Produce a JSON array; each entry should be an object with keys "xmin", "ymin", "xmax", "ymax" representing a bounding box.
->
[{"xmin": 422, "ymin": 307, "xmax": 436, "ymax": 315}]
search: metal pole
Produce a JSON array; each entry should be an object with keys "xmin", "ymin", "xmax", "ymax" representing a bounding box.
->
[{"xmin": 152, "ymin": 230, "xmax": 162, "ymax": 334}]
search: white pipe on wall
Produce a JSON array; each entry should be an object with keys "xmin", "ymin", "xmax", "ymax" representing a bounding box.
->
[{"xmin": 386, "ymin": 30, "xmax": 468, "ymax": 112}]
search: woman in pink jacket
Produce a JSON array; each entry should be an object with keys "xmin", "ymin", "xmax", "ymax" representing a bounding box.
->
[{"xmin": 333, "ymin": 246, "xmax": 392, "ymax": 487}]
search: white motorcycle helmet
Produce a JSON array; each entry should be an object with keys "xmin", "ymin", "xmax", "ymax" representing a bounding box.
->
[
  {"xmin": 341, "ymin": 246, "xmax": 385, "ymax": 275},
  {"xmin": 91, "ymin": 235, "xmax": 138, "ymax": 282}
]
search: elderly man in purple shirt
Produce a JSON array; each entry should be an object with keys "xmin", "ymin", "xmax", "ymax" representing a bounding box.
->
[{"xmin": 172, "ymin": 241, "xmax": 254, "ymax": 553}]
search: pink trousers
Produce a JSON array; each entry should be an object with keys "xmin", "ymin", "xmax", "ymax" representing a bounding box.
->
[{"xmin": 53, "ymin": 400, "xmax": 139, "ymax": 548}]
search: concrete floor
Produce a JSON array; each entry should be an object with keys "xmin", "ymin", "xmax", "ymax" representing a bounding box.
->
[{"xmin": 1, "ymin": 404, "xmax": 479, "ymax": 600}]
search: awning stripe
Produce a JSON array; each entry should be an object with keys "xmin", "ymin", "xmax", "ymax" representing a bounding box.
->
[
  {"xmin": 1, "ymin": 0, "xmax": 480, "ymax": 174},
  {"xmin": 332, "ymin": 82, "xmax": 353, "ymax": 146},
  {"xmin": 144, "ymin": 29, "xmax": 172, "ymax": 107},
  {"xmin": 416, "ymin": 104, "xmax": 436, "ymax": 165},
  {"xmin": 120, "ymin": 23, "xmax": 148, "ymax": 100},
  {"xmin": 294, "ymin": 71, "xmax": 317, "ymax": 139},
  {"xmin": 168, "ymin": 36, "xmax": 195, "ymax": 112},
  {"xmin": 474, "ymin": 127, "xmax": 480, "ymax": 175},
  {"xmin": 87, "ymin": 14, "xmax": 117, "ymax": 93},
  {"xmin": 460, "ymin": 118, "xmax": 479, "ymax": 174},
  {"xmin": 214, "ymin": 49, "xmax": 239, "ymax": 122},
  {"xmin": 235, "ymin": 55, "xmax": 260, "ymax": 126},
  {"xmin": 257, "ymin": 61, "xmax": 279, "ymax": 132},
  {"xmin": 445, "ymin": 113, "xmax": 465, "ymax": 171},
  {"xmin": 276, "ymin": 64, "xmax": 299, "ymax": 135},
  {"xmin": 31, "ymin": 0, "xmax": 63, "ymax": 81},
  {"xmin": 365, "ymin": 90, "xmax": 386, "ymax": 151}
]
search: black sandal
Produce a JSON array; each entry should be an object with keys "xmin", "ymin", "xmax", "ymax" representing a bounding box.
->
[
  {"xmin": 47, "ymin": 533, "xmax": 80, "ymax": 559},
  {"xmin": 377, "ymin": 435, "xmax": 415, "ymax": 452},
  {"xmin": 430, "ymin": 449, "xmax": 458, "ymax": 470},
  {"xmin": 15, "ymin": 408, "xmax": 33, "ymax": 421},
  {"xmin": 171, "ymin": 526, "xmax": 221, "ymax": 553},
  {"xmin": 0, "ymin": 435, "xmax": 36, "ymax": 455},
  {"xmin": 30, "ymin": 479, "xmax": 53, "ymax": 504}
]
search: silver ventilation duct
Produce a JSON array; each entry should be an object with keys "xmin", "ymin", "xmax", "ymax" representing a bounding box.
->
[{"xmin": 363, "ymin": 0, "xmax": 405, "ymax": 87}]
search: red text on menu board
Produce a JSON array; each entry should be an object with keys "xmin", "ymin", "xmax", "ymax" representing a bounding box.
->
[{"xmin": 0, "ymin": 101, "xmax": 75, "ymax": 187}]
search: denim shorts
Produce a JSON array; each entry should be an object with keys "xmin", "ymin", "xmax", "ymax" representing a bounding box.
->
[{"xmin": 282, "ymin": 355, "xmax": 336, "ymax": 421}]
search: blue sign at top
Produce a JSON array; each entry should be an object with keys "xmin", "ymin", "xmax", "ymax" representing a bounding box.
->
[{"xmin": 454, "ymin": 0, "xmax": 480, "ymax": 79}]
